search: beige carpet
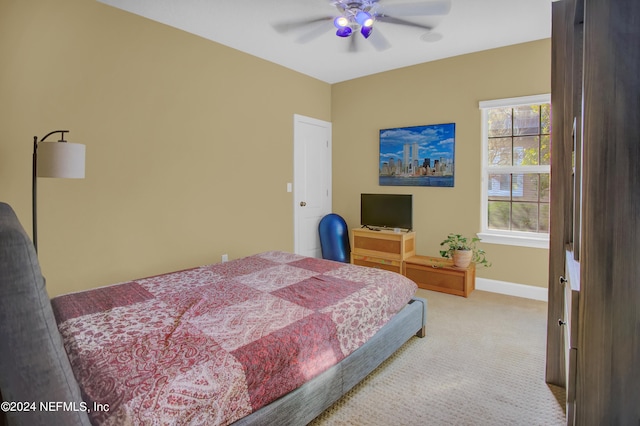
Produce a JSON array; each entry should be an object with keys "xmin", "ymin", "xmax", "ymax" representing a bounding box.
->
[{"xmin": 311, "ymin": 289, "xmax": 566, "ymax": 425}]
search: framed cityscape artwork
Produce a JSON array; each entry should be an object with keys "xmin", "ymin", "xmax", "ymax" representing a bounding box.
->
[{"xmin": 379, "ymin": 122, "xmax": 455, "ymax": 187}]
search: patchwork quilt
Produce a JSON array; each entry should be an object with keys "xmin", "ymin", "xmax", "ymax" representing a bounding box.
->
[{"xmin": 51, "ymin": 251, "xmax": 417, "ymax": 425}]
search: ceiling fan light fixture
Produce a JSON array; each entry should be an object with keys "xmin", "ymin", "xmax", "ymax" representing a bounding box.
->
[
  {"xmin": 336, "ymin": 26, "xmax": 353, "ymax": 37},
  {"xmin": 361, "ymin": 25, "xmax": 373, "ymax": 38},
  {"xmin": 334, "ymin": 16, "xmax": 349, "ymax": 28},
  {"xmin": 356, "ymin": 11, "xmax": 373, "ymax": 27}
]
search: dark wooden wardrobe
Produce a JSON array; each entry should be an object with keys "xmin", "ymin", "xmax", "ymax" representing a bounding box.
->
[{"xmin": 546, "ymin": 0, "xmax": 640, "ymax": 424}]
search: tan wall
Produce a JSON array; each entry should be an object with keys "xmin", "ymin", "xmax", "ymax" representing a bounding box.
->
[
  {"xmin": 332, "ymin": 39, "xmax": 551, "ymax": 288},
  {"xmin": 1, "ymin": 0, "xmax": 551, "ymax": 295},
  {"xmin": 0, "ymin": 0, "xmax": 331, "ymax": 296}
]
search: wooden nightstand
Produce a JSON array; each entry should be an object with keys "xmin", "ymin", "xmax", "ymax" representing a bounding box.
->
[
  {"xmin": 403, "ymin": 255, "xmax": 475, "ymax": 297},
  {"xmin": 350, "ymin": 228, "xmax": 416, "ymax": 274}
]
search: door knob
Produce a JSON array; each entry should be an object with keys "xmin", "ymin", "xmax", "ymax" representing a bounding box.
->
[
  {"xmin": 559, "ymin": 276, "xmax": 567, "ymax": 285},
  {"xmin": 300, "ymin": 201, "xmax": 307, "ymax": 207}
]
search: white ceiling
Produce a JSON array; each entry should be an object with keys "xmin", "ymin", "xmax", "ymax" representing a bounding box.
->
[{"xmin": 98, "ymin": 0, "xmax": 552, "ymax": 84}]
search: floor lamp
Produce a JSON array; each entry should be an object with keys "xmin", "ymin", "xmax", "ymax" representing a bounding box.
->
[{"xmin": 32, "ymin": 130, "xmax": 86, "ymax": 253}]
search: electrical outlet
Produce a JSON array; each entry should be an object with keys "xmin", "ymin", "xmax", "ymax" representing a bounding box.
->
[{"xmin": 221, "ymin": 254, "xmax": 228, "ymax": 263}]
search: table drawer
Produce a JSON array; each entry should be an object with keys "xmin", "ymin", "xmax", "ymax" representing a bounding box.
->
[{"xmin": 352, "ymin": 254, "xmax": 403, "ymax": 274}]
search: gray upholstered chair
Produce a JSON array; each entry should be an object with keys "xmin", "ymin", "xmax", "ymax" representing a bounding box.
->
[{"xmin": 0, "ymin": 202, "xmax": 90, "ymax": 425}]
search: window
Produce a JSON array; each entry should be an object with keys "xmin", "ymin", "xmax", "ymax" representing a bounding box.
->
[{"xmin": 479, "ymin": 94, "xmax": 551, "ymax": 248}]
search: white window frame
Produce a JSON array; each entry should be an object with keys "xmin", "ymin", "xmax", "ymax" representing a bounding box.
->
[{"xmin": 478, "ymin": 94, "xmax": 551, "ymax": 249}]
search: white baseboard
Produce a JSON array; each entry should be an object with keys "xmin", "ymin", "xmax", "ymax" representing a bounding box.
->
[{"xmin": 476, "ymin": 278, "xmax": 548, "ymax": 302}]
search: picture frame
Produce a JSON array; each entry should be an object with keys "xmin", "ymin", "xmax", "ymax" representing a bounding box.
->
[{"xmin": 379, "ymin": 122, "xmax": 455, "ymax": 187}]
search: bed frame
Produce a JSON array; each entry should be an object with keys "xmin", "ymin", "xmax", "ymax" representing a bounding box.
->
[{"xmin": 0, "ymin": 202, "xmax": 426, "ymax": 426}]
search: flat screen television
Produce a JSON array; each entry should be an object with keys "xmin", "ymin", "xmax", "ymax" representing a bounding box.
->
[{"xmin": 361, "ymin": 193, "xmax": 413, "ymax": 231}]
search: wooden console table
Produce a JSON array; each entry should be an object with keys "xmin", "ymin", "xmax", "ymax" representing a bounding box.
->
[
  {"xmin": 403, "ymin": 255, "xmax": 475, "ymax": 297},
  {"xmin": 350, "ymin": 228, "xmax": 416, "ymax": 274}
]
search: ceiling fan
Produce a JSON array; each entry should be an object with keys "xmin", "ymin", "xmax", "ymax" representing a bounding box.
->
[{"xmin": 273, "ymin": 0, "xmax": 452, "ymax": 51}]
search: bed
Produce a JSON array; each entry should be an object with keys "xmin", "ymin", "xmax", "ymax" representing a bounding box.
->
[{"xmin": 0, "ymin": 202, "xmax": 426, "ymax": 426}]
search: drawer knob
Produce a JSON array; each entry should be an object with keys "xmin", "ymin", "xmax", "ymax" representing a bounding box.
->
[
  {"xmin": 558, "ymin": 319, "xmax": 567, "ymax": 326},
  {"xmin": 559, "ymin": 276, "xmax": 567, "ymax": 285}
]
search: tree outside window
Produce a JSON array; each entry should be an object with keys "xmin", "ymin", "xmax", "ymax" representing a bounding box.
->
[{"xmin": 481, "ymin": 97, "xmax": 551, "ymax": 244}]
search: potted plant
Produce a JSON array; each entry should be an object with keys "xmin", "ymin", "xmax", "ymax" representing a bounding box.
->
[{"xmin": 439, "ymin": 233, "xmax": 491, "ymax": 268}]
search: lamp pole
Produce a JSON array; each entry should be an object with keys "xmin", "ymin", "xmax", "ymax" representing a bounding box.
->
[{"xmin": 32, "ymin": 130, "xmax": 69, "ymax": 253}]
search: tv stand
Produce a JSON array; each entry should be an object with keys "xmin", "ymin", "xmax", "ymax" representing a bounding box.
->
[
  {"xmin": 361, "ymin": 225, "xmax": 412, "ymax": 233},
  {"xmin": 351, "ymin": 228, "xmax": 416, "ymax": 274}
]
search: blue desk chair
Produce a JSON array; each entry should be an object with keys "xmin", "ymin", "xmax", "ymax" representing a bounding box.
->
[{"xmin": 318, "ymin": 213, "xmax": 351, "ymax": 263}]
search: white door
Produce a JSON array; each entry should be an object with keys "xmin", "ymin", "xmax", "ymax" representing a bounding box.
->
[{"xmin": 293, "ymin": 114, "xmax": 332, "ymax": 258}]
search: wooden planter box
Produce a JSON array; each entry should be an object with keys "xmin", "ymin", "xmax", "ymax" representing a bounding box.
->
[{"xmin": 403, "ymin": 255, "xmax": 475, "ymax": 297}]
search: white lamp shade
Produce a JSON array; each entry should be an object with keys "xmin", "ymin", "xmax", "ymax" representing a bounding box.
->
[{"xmin": 37, "ymin": 142, "xmax": 86, "ymax": 178}]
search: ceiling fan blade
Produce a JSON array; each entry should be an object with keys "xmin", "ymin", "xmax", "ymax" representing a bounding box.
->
[
  {"xmin": 377, "ymin": 0, "xmax": 451, "ymax": 17},
  {"xmin": 296, "ymin": 21, "xmax": 335, "ymax": 44},
  {"xmin": 272, "ymin": 16, "xmax": 333, "ymax": 34},
  {"xmin": 376, "ymin": 15, "xmax": 433, "ymax": 31},
  {"xmin": 369, "ymin": 28, "xmax": 391, "ymax": 51},
  {"xmin": 348, "ymin": 34, "xmax": 358, "ymax": 52}
]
